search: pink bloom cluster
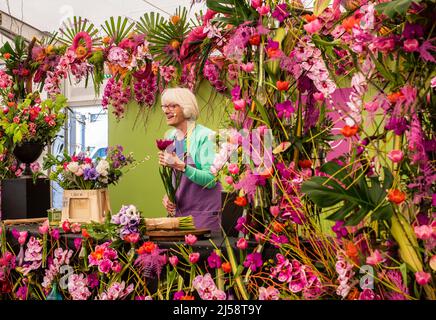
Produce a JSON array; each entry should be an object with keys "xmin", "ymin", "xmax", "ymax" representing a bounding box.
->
[
  {"xmin": 88, "ymin": 242, "xmax": 121, "ymax": 274},
  {"xmin": 159, "ymin": 65, "xmax": 176, "ymax": 83},
  {"xmin": 0, "ymin": 252, "xmax": 16, "ymax": 282},
  {"xmin": 192, "ymin": 273, "xmax": 226, "ymax": 300},
  {"xmin": 223, "ymin": 25, "xmax": 254, "ymax": 62},
  {"xmin": 0, "ymin": 70, "xmax": 12, "ymax": 89},
  {"xmin": 107, "ymin": 47, "xmax": 130, "ymax": 68},
  {"xmin": 258, "ymin": 286, "xmax": 280, "ymax": 300},
  {"xmin": 98, "ymin": 281, "xmax": 134, "ymax": 300},
  {"xmin": 414, "ymin": 221, "xmax": 436, "ymax": 250},
  {"xmin": 335, "ymin": 253, "xmax": 356, "ymax": 299},
  {"xmin": 21, "ymin": 237, "xmax": 43, "ymax": 275},
  {"xmin": 68, "ymin": 273, "xmax": 92, "ymax": 300},
  {"xmin": 102, "ymin": 77, "xmax": 131, "ymax": 119},
  {"xmin": 203, "ymin": 60, "xmax": 226, "ymax": 92},
  {"xmin": 133, "ymin": 75, "xmax": 157, "ymax": 106},
  {"xmin": 270, "ymin": 254, "xmax": 323, "ymax": 299},
  {"xmin": 42, "ymin": 248, "xmax": 73, "ymax": 289}
]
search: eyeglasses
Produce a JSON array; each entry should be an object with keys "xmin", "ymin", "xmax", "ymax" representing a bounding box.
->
[{"xmin": 161, "ymin": 104, "xmax": 179, "ymax": 111}]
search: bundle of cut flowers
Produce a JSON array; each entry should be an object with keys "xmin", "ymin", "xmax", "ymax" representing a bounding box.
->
[{"xmin": 42, "ymin": 145, "xmax": 134, "ymax": 190}]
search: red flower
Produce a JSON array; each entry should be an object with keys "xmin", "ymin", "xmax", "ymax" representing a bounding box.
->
[
  {"xmin": 234, "ymin": 196, "xmax": 247, "ymax": 207},
  {"xmin": 298, "ymin": 159, "xmax": 312, "ymax": 169},
  {"xmin": 221, "ymin": 261, "xmax": 232, "ymax": 273},
  {"xmin": 276, "ymin": 80, "xmax": 290, "ymax": 91},
  {"xmin": 387, "ymin": 92, "xmax": 404, "ymax": 104},
  {"xmin": 81, "ymin": 228, "xmax": 90, "ymax": 238},
  {"xmin": 71, "ymin": 156, "xmax": 79, "ymax": 162},
  {"xmin": 137, "ymin": 241, "xmax": 157, "ymax": 255},
  {"xmin": 13, "ymin": 117, "xmax": 20, "ymax": 124},
  {"xmin": 84, "ymin": 158, "xmax": 92, "ymax": 164},
  {"xmin": 63, "ymin": 162, "xmax": 69, "ymax": 170},
  {"xmin": 341, "ymin": 125, "xmax": 359, "ymax": 137},
  {"xmin": 388, "ymin": 189, "xmax": 406, "ymax": 204},
  {"xmin": 249, "ymin": 34, "xmax": 261, "ymax": 46},
  {"xmin": 62, "ymin": 220, "xmax": 71, "ymax": 233},
  {"xmin": 3, "ymin": 53, "xmax": 11, "ymax": 59}
]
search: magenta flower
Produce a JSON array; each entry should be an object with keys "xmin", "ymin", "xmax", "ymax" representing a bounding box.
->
[
  {"xmin": 228, "ymin": 163, "xmax": 240, "ymax": 174},
  {"xmin": 236, "ymin": 238, "xmax": 248, "ymax": 250},
  {"xmin": 74, "ymin": 238, "xmax": 82, "ymax": 251},
  {"xmin": 271, "ymin": 3, "xmax": 289, "ymax": 23},
  {"xmin": 304, "ymin": 19, "xmax": 322, "ymax": 34},
  {"xmin": 270, "ymin": 206, "xmax": 280, "ymax": 217},
  {"xmin": 173, "ymin": 290, "xmax": 184, "ymax": 300},
  {"xmin": 207, "ymin": 252, "xmax": 222, "ymax": 269},
  {"xmin": 359, "ymin": 288, "xmax": 380, "ymax": 300},
  {"xmin": 256, "ymin": 5, "xmax": 270, "ymax": 16},
  {"xmin": 332, "ymin": 221, "xmax": 348, "ymax": 239},
  {"xmin": 15, "ymin": 286, "xmax": 28, "ymax": 300},
  {"xmin": 50, "ymin": 228, "xmax": 60, "ymax": 240},
  {"xmin": 98, "ymin": 259, "xmax": 113, "ymax": 274},
  {"xmin": 169, "ymin": 256, "xmax": 179, "ymax": 267},
  {"xmin": 388, "ymin": 150, "xmax": 404, "ymax": 163},
  {"xmin": 189, "ymin": 252, "xmax": 200, "ymax": 264},
  {"xmin": 403, "ymin": 39, "xmax": 419, "ymax": 52},
  {"xmin": 243, "ymin": 252, "xmax": 263, "ymax": 272},
  {"xmin": 87, "ymin": 273, "xmax": 99, "ymax": 289},
  {"xmin": 414, "ymin": 225, "xmax": 433, "ymax": 240},
  {"xmin": 275, "ymin": 101, "xmax": 294, "ymax": 119},
  {"xmin": 156, "ymin": 139, "xmax": 174, "ymax": 151},
  {"xmin": 233, "ymin": 99, "xmax": 246, "ymax": 111},
  {"xmin": 185, "ymin": 234, "xmax": 198, "ymax": 246}
]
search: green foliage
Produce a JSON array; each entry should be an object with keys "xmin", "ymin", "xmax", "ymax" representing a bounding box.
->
[
  {"xmin": 101, "ymin": 16, "xmax": 135, "ymax": 45},
  {"xmin": 375, "ymin": 0, "xmax": 422, "ymax": 18},
  {"xmin": 301, "ymin": 161, "xmax": 395, "ymax": 225},
  {"xmin": 58, "ymin": 16, "xmax": 100, "ymax": 46},
  {"xmin": 206, "ymin": 0, "xmax": 256, "ymax": 26}
]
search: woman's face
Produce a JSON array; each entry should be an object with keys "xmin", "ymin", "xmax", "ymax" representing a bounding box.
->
[{"xmin": 162, "ymin": 103, "xmax": 185, "ymax": 127}]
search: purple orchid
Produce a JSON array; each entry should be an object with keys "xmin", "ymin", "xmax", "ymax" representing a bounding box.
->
[
  {"xmin": 271, "ymin": 3, "xmax": 289, "ymax": 23},
  {"xmin": 275, "ymin": 101, "xmax": 295, "ymax": 119},
  {"xmin": 243, "ymin": 252, "xmax": 263, "ymax": 272}
]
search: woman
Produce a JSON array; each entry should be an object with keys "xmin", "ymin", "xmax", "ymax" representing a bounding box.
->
[{"xmin": 158, "ymin": 87, "xmax": 222, "ymax": 232}]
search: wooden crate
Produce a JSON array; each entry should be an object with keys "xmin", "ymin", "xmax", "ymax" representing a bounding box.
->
[{"xmin": 62, "ymin": 189, "xmax": 110, "ymax": 223}]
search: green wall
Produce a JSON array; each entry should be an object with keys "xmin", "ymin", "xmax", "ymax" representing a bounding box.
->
[{"xmin": 108, "ymin": 83, "xmax": 226, "ymax": 217}]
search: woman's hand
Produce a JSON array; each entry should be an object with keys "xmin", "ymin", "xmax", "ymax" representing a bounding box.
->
[
  {"xmin": 158, "ymin": 151, "xmax": 186, "ymax": 172},
  {"xmin": 162, "ymin": 194, "xmax": 176, "ymax": 216}
]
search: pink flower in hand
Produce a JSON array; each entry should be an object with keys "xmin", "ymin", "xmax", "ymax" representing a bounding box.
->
[
  {"xmin": 387, "ymin": 150, "xmax": 404, "ymax": 163},
  {"xmin": 415, "ymin": 271, "xmax": 431, "ymax": 286},
  {"xmin": 304, "ymin": 19, "xmax": 322, "ymax": 34},
  {"xmin": 189, "ymin": 252, "xmax": 200, "ymax": 264},
  {"xmin": 39, "ymin": 220, "xmax": 49, "ymax": 234},
  {"xmin": 236, "ymin": 238, "xmax": 248, "ymax": 250},
  {"xmin": 366, "ymin": 250, "xmax": 385, "ymax": 265},
  {"xmin": 185, "ymin": 234, "xmax": 198, "ymax": 246}
]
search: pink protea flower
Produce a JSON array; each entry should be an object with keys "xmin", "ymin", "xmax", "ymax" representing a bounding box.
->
[
  {"xmin": 366, "ymin": 250, "xmax": 385, "ymax": 265},
  {"xmin": 387, "ymin": 150, "xmax": 404, "ymax": 163},
  {"xmin": 415, "ymin": 271, "xmax": 431, "ymax": 286},
  {"xmin": 189, "ymin": 252, "xmax": 200, "ymax": 264},
  {"xmin": 185, "ymin": 234, "xmax": 198, "ymax": 246}
]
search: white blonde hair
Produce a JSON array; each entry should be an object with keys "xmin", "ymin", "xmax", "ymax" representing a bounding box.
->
[{"xmin": 161, "ymin": 87, "xmax": 199, "ymax": 121}]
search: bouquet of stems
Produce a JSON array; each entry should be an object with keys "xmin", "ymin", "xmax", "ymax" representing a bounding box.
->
[
  {"xmin": 144, "ymin": 216, "xmax": 195, "ymax": 231},
  {"xmin": 156, "ymin": 139, "xmax": 182, "ymax": 204}
]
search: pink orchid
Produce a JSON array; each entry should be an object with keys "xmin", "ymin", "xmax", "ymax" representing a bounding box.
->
[
  {"xmin": 415, "ymin": 271, "xmax": 431, "ymax": 286},
  {"xmin": 256, "ymin": 5, "xmax": 270, "ymax": 15},
  {"xmin": 189, "ymin": 252, "xmax": 200, "ymax": 264},
  {"xmin": 233, "ymin": 99, "xmax": 247, "ymax": 111},
  {"xmin": 228, "ymin": 163, "xmax": 240, "ymax": 174},
  {"xmin": 387, "ymin": 150, "xmax": 404, "ymax": 163},
  {"xmin": 236, "ymin": 238, "xmax": 248, "ymax": 250},
  {"xmin": 185, "ymin": 234, "xmax": 198, "ymax": 246},
  {"xmin": 414, "ymin": 225, "xmax": 433, "ymax": 240},
  {"xmin": 366, "ymin": 250, "xmax": 385, "ymax": 265},
  {"xmin": 259, "ymin": 286, "xmax": 280, "ymax": 300},
  {"xmin": 39, "ymin": 220, "xmax": 49, "ymax": 234},
  {"xmin": 304, "ymin": 19, "xmax": 322, "ymax": 34}
]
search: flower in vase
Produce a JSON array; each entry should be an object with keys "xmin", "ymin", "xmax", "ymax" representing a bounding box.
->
[
  {"xmin": 228, "ymin": 163, "xmax": 240, "ymax": 175},
  {"xmin": 403, "ymin": 39, "xmax": 419, "ymax": 52},
  {"xmin": 272, "ymin": 3, "xmax": 289, "ymax": 22},
  {"xmin": 387, "ymin": 150, "xmax": 404, "ymax": 163},
  {"xmin": 39, "ymin": 220, "xmax": 49, "ymax": 235},
  {"xmin": 137, "ymin": 241, "xmax": 157, "ymax": 255},
  {"xmin": 276, "ymin": 80, "xmax": 290, "ymax": 91}
]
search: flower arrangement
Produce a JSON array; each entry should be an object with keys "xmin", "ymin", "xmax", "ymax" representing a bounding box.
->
[
  {"xmin": 156, "ymin": 139, "xmax": 181, "ymax": 205},
  {"xmin": 42, "ymin": 145, "xmax": 134, "ymax": 190}
]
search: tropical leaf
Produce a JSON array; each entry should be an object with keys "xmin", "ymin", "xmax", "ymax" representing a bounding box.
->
[
  {"xmin": 301, "ymin": 162, "xmax": 395, "ymax": 225},
  {"xmin": 58, "ymin": 16, "xmax": 100, "ymax": 46},
  {"xmin": 206, "ymin": 0, "xmax": 255, "ymax": 25},
  {"xmin": 101, "ymin": 16, "xmax": 135, "ymax": 45},
  {"xmin": 136, "ymin": 11, "xmax": 165, "ymax": 35},
  {"xmin": 375, "ymin": 0, "xmax": 421, "ymax": 19}
]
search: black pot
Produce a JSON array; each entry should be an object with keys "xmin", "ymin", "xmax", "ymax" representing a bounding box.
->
[{"xmin": 13, "ymin": 141, "xmax": 45, "ymax": 176}]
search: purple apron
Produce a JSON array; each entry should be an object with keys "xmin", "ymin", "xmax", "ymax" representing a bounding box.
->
[{"xmin": 171, "ymin": 139, "xmax": 222, "ymax": 232}]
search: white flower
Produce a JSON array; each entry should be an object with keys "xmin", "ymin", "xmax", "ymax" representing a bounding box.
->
[
  {"xmin": 96, "ymin": 160, "xmax": 110, "ymax": 176},
  {"xmin": 67, "ymin": 162, "xmax": 79, "ymax": 173},
  {"xmin": 125, "ymin": 205, "xmax": 137, "ymax": 217}
]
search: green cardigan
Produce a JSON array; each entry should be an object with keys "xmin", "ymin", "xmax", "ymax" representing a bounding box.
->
[{"xmin": 165, "ymin": 124, "xmax": 217, "ymax": 189}]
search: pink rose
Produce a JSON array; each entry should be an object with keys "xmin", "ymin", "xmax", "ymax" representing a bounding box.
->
[
  {"xmin": 228, "ymin": 163, "xmax": 240, "ymax": 175},
  {"xmin": 304, "ymin": 19, "xmax": 322, "ymax": 34},
  {"xmin": 185, "ymin": 234, "xmax": 198, "ymax": 246},
  {"xmin": 387, "ymin": 150, "xmax": 404, "ymax": 163},
  {"xmin": 236, "ymin": 238, "xmax": 248, "ymax": 250},
  {"xmin": 403, "ymin": 39, "xmax": 419, "ymax": 52},
  {"xmin": 415, "ymin": 271, "xmax": 431, "ymax": 286},
  {"xmin": 189, "ymin": 252, "xmax": 200, "ymax": 264}
]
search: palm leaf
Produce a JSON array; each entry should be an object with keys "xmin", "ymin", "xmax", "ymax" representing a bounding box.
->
[
  {"xmin": 58, "ymin": 16, "xmax": 100, "ymax": 46},
  {"xmin": 101, "ymin": 16, "xmax": 135, "ymax": 45},
  {"xmin": 206, "ymin": 0, "xmax": 255, "ymax": 26},
  {"xmin": 136, "ymin": 12, "xmax": 165, "ymax": 35}
]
